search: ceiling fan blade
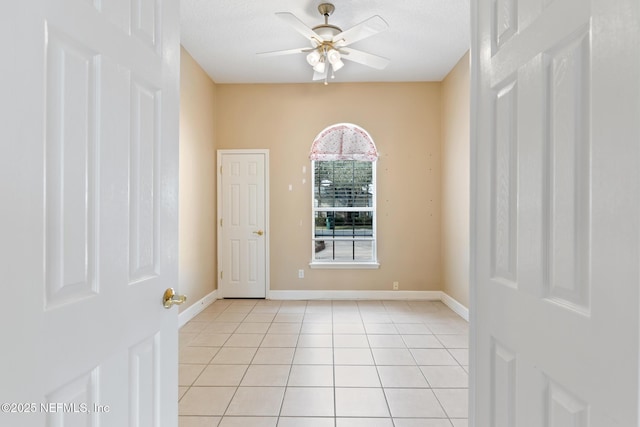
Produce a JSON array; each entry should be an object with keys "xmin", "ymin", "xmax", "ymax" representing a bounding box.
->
[
  {"xmin": 257, "ymin": 47, "xmax": 313, "ymax": 57},
  {"xmin": 276, "ymin": 12, "xmax": 322, "ymax": 44},
  {"xmin": 333, "ymin": 15, "xmax": 388, "ymax": 46},
  {"xmin": 340, "ymin": 47, "xmax": 390, "ymax": 70}
]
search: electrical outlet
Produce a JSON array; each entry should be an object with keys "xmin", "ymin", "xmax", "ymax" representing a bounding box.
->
[
  {"xmin": 298, "ymin": 269, "xmax": 305, "ymax": 279},
  {"xmin": 393, "ymin": 281, "xmax": 399, "ymax": 290}
]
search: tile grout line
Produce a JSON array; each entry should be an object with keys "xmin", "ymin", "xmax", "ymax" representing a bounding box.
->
[
  {"xmin": 277, "ymin": 300, "xmax": 308, "ymax": 426},
  {"xmin": 365, "ymin": 303, "xmax": 397, "ymax": 427},
  {"xmin": 331, "ymin": 305, "xmax": 337, "ymax": 427},
  {"xmin": 216, "ymin": 306, "xmax": 250, "ymax": 421},
  {"xmin": 185, "ymin": 310, "xmax": 239, "ymax": 391}
]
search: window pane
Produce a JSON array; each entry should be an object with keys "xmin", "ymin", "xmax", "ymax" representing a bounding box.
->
[
  {"xmin": 311, "ymin": 156, "xmax": 377, "ymax": 266},
  {"xmin": 314, "ymin": 211, "xmax": 373, "ymax": 238},
  {"xmin": 314, "ymin": 160, "xmax": 373, "ymax": 208},
  {"xmin": 314, "ymin": 240, "xmax": 374, "ymax": 262}
]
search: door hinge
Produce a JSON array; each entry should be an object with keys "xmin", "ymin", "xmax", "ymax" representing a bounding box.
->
[
  {"xmin": 220, "ymin": 165, "xmax": 223, "ymax": 175},
  {"xmin": 220, "ymin": 271, "xmax": 223, "ymax": 280},
  {"xmin": 220, "ymin": 218, "xmax": 223, "ymax": 227}
]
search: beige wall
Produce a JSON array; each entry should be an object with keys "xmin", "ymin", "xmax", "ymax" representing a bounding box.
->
[
  {"xmin": 441, "ymin": 52, "xmax": 470, "ymax": 307},
  {"xmin": 216, "ymin": 83, "xmax": 442, "ymax": 292},
  {"xmin": 179, "ymin": 47, "xmax": 218, "ymax": 311},
  {"xmin": 178, "ymin": 51, "xmax": 471, "ymax": 301}
]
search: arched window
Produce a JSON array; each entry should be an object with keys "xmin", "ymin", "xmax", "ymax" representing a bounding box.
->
[{"xmin": 310, "ymin": 123, "xmax": 379, "ymax": 268}]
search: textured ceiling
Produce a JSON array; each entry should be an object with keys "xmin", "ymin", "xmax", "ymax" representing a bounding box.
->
[{"xmin": 180, "ymin": 0, "xmax": 470, "ymax": 84}]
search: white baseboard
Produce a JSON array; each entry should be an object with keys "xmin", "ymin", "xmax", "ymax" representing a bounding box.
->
[
  {"xmin": 197, "ymin": 289, "xmax": 468, "ymax": 322},
  {"xmin": 268, "ymin": 290, "xmax": 468, "ymax": 322},
  {"xmin": 267, "ymin": 290, "xmax": 442, "ymax": 301},
  {"xmin": 440, "ymin": 292, "xmax": 469, "ymax": 321},
  {"xmin": 178, "ymin": 289, "xmax": 218, "ymax": 328}
]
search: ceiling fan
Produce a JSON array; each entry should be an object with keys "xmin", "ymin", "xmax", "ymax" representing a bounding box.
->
[{"xmin": 258, "ymin": 3, "xmax": 390, "ymax": 84}]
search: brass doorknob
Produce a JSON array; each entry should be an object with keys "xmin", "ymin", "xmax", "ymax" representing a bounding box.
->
[
  {"xmin": 253, "ymin": 230, "xmax": 264, "ymax": 236},
  {"xmin": 163, "ymin": 288, "xmax": 187, "ymax": 309}
]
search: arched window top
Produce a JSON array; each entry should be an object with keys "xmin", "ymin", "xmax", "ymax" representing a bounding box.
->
[{"xmin": 309, "ymin": 123, "xmax": 379, "ymax": 162}]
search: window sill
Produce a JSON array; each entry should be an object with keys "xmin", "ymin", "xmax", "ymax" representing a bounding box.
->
[{"xmin": 309, "ymin": 261, "xmax": 380, "ymax": 270}]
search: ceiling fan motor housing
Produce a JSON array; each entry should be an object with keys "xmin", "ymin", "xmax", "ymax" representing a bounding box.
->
[{"xmin": 312, "ymin": 25, "xmax": 341, "ymax": 41}]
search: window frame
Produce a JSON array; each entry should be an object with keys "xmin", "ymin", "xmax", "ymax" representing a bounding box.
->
[{"xmin": 310, "ymin": 159, "xmax": 379, "ymax": 269}]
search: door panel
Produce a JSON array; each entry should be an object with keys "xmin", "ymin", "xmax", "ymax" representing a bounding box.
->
[
  {"xmin": 0, "ymin": 1, "xmax": 179, "ymax": 426},
  {"xmin": 45, "ymin": 28, "xmax": 100, "ymax": 308},
  {"xmin": 472, "ymin": 0, "xmax": 640, "ymax": 425},
  {"xmin": 218, "ymin": 151, "xmax": 269, "ymax": 299}
]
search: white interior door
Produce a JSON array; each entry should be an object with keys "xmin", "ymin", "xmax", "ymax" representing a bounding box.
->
[
  {"xmin": 1, "ymin": 1, "xmax": 180, "ymax": 426},
  {"xmin": 218, "ymin": 150, "xmax": 269, "ymax": 299},
  {"xmin": 471, "ymin": 0, "xmax": 640, "ymax": 425}
]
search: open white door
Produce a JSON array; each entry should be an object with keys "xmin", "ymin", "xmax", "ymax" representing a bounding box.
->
[
  {"xmin": 471, "ymin": 0, "xmax": 640, "ymax": 425},
  {"xmin": 1, "ymin": 1, "xmax": 180, "ymax": 426},
  {"xmin": 218, "ymin": 150, "xmax": 269, "ymax": 299}
]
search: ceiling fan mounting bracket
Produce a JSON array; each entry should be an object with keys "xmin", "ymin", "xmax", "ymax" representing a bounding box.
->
[{"xmin": 317, "ymin": 3, "xmax": 335, "ymax": 17}]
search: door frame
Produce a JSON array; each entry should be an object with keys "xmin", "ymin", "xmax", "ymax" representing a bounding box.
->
[
  {"xmin": 469, "ymin": 0, "xmax": 479, "ymax": 423},
  {"xmin": 217, "ymin": 149, "xmax": 270, "ymax": 298}
]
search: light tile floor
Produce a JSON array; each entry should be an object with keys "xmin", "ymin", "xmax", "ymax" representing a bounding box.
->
[{"xmin": 179, "ymin": 299, "xmax": 468, "ymax": 427}]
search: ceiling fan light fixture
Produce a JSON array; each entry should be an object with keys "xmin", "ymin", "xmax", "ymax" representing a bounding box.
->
[
  {"xmin": 306, "ymin": 50, "xmax": 321, "ymax": 66},
  {"xmin": 327, "ymin": 48, "xmax": 341, "ymax": 64},
  {"xmin": 327, "ymin": 48, "xmax": 344, "ymax": 72},
  {"xmin": 313, "ymin": 60, "xmax": 326, "ymax": 73}
]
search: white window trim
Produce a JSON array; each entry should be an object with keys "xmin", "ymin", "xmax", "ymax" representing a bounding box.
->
[
  {"xmin": 309, "ymin": 261, "xmax": 380, "ymax": 270},
  {"xmin": 310, "ymin": 160, "xmax": 378, "ymax": 268}
]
